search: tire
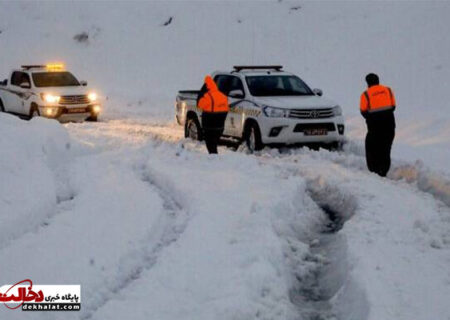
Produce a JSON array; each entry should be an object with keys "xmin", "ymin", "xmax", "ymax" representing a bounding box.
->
[
  {"xmin": 0, "ymin": 99, "xmax": 4, "ymax": 112},
  {"xmin": 30, "ymin": 105, "xmax": 40, "ymax": 119},
  {"xmin": 86, "ymin": 115, "xmax": 98, "ymax": 122},
  {"xmin": 244, "ymin": 121, "xmax": 263, "ymax": 152},
  {"xmin": 329, "ymin": 141, "xmax": 344, "ymax": 151},
  {"xmin": 185, "ymin": 116, "xmax": 203, "ymax": 141}
]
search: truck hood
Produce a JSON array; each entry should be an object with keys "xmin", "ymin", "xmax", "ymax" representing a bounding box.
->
[
  {"xmin": 35, "ymin": 86, "xmax": 91, "ymax": 96},
  {"xmin": 252, "ymin": 95, "xmax": 337, "ymax": 109}
]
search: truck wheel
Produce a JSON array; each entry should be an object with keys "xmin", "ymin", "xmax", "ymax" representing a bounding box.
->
[
  {"xmin": 86, "ymin": 115, "xmax": 98, "ymax": 122},
  {"xmin": 185, "ymin": 117, "xmax": 203, "ymax": 141},
  {"xmin": 30, "ymin": 107, "xmax": 40, "ymax": 118},
  {"xmin": 0, "ymin": 99, "xmax": 4, "ymax": 112},
  {"xmin": 330, "ymin": 141, "xmax": 344, "ymax": 151},
  {"xmin": 244, "ymin": 122, "xmax": 263, "ymax": 152}
]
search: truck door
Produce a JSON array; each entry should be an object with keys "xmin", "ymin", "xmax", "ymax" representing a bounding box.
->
[
  {"xmin": 214, "ymin": 75, "xmax": 245, "ymax": 137},
  {"xmin": 1, "ymin": 72, "xmax": 19, "ymax": 112},
  {"xmin": 7, "ymin": 71, "xmax": 31, "ymax": 114}
]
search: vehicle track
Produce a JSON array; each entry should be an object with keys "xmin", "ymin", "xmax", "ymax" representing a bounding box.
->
[
  {"xmin": 66, "ymin": 119, "xmax": 450, "ymax": 320},
  {"xmin": 118, "ymin": 119, "xmax": 450, "ymax": 210},
  {"xmin": 285, "ymin": 178, "xmax": 367, "ymax": 320},
  {"xmin": 81, "ymin": 160, "xmax": 190, "ymax": 320}
]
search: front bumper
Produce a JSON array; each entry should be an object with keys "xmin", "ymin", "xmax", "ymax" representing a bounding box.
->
[
  {"xmin": 259, "ymin": 116, "xmax": 345, "ymax": 145},
  {"xmin": 38, "ymin": 104, "xmax": 101, "ymax": 122}
]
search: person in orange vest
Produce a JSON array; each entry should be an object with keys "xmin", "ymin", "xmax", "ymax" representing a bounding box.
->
[
  {"xmin": 197, "ymin": 75, "xmax": 229, "ymax": 154},
  {"xmin": 360, "ymin": 73, "xmax": 396, "ymax": 177}
]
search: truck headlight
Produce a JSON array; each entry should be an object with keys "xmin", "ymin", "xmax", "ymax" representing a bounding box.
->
[
  {"xmin": 44, "ymin": 107, "xmax": 58, "ymax": 117},
  {"xmin": 92, "ymin": 105, "xmax": 101, "ymax": 114},
  {"xmin": 41, "ymin": 93, "xmax": 60, "ymax": 104},
  {"xmin": 333, "ymin": 105, "xmax": 342, "ymax": 116},
  {"xmin": 262, "ymin": 106, "xmax": 289, "ymax": 118},
  {"xmin": 88, "ymin": 92, "xmax": 97, "ymax": 102}
]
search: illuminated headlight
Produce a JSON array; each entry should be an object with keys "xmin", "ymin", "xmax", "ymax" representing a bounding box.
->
[
  {"xmin": 44, "ymin": 107, "xmax": 58, "ymax": 117},
  {"xmin": 262, "ymin": 106, "xmax": 289, "ymax": 118},
  {"xmin": 88, "ymin": 92, "xmax": 97, "ymax": 102},
  {"xmin": 92, "ymin": 105, "xmax": 101, "ymax": 114},
  {"xmin": 41, "ymin": 93, "xmax": 61, "ymax": 104},
  {"xmin": 333, "ymin": 105, "xmax": 343, "ymax": 116}
]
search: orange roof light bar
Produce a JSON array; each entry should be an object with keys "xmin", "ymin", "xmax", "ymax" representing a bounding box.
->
[{"xmin": 46, "ymin": 63, "xmax": 65, "ymax": 72}]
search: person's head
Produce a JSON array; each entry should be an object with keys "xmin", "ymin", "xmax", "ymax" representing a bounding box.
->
[
  {"xmin": 204, "ymin": 75, "xmax": 218, "ymax": 91},
  {"xmin": 365, "ymin": 73, "xmax": 379, "ymax": 87}
]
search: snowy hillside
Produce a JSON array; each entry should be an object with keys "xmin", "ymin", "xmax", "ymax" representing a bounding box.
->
[{"xmin": 1, "ymin": 1, "xmax": 450, "ymax": 320}]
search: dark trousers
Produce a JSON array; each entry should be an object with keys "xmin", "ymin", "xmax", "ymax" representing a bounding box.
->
[
  {"xmin": 201, "ymin": 112, "xmax": 228, "ymax": 154},
  {"xmin": 365, "ymin": 111, "xmax": 396, "ymax": 177}
]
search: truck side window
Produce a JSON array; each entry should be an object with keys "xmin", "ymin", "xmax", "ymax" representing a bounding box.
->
[
  {"xmin": 229, "ymin": 77, "xmax": 245, "ymax": 95},
  {"xmin": 214, "ymin": 75, "xmax": 244, "ymax": 96},
  {"xmin": 11, "ymin": 72, "xmax": 23, "ymax": 87},
  {"xmin": 20, "ymin": 73, "xmax": 31, "ymax": 87},
  {"xmin": 214, "ymin": 75, "xmax": 231, "ymax": 95}
]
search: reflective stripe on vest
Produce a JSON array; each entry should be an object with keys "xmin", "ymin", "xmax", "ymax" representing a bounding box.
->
[{"xmin": 367, "ymin": 106, "xmax": 395, "ymax": 113}]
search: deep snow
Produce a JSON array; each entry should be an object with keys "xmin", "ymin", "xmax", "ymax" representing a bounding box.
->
[{"xmin": 1, "ymin": 1, "xmax": 450, "ymax": 320}]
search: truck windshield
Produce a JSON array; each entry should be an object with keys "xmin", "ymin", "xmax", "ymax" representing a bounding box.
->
[
  {"xmin": 245, "ymin": 75, "xmax": 314, "ymax": 96},
  {"xmin": 32, "ymin": 72, "xmax": 80, "ymax": 87}
]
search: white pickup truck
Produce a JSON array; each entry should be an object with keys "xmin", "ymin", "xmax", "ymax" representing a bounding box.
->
[
  {"xmin": 176, "ymin": 66, "xmax": 345, "ymax": 151},
  {"xmin": 0, "ymin": 64, "xmax": 101, "ymax": 122}
]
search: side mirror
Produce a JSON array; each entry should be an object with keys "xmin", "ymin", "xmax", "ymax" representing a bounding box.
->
[
  {"xmin": 80, "ymin": 81, "xmax": 88, "ymax": 86},
  {"xmin": 313, "ymin": 88, "xmax": 323, "ymax": 96},
  {"xmin": 228, "ymin": 89, "xmax": 245, "ymax": 99},
  {"xmin": 2, "ymin": 79, "xmax": 7, "ymax": 86},
  {"xmin": 20, "ymin": 81, "xmax": 31, "ymax": 89}
]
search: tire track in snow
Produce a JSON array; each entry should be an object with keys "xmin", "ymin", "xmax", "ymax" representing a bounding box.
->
[
  {"xmin": 84, "ymin": 119, "xmax": 450, "ymax": 211},
  {"xmin": 67, "ymin": 120, "xmax": 449, "ymax": 319},
  {"xmin": 286, "ymin": 177, "xmax": 368, "ymax": 320},
  {"xmin": 81, "ymin": 161, "xmax": 190, "ymax": 320},
  {"xmin": 260, "ymin": 148, "xmax": 450, "ymax": 319},
  {"xmin": 128, "ymin": 119, "xmax": 450, "ymax": 210}
]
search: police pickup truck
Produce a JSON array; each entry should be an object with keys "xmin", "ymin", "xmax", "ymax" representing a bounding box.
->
[
  {"xmin": 176, "ymin": 66, "xmax": 345, "ymax": 151},
  {"xmin": 0, "ymin": 63, "xmax": 101, "ymax": 122}
]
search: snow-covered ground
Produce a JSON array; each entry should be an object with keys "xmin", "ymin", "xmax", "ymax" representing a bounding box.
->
[{"xmin": 1, "ymin": 1, "xmax": 450, "ymax": 319}]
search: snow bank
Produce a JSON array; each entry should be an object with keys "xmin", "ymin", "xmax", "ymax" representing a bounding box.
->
[
  {"xmin": 284, "ymin": 141, "xmax": 450, "ymax": 209},
  {"xmin": 390, "ymin": 162, "xmax": 450, "ymax": 207},
  {"xmin": 0, "ymin": 139, "xmax": 170, "ymax": 320},
  {"xmin": 0, "ymin": 113, "xmax": 71, "ymax": 248}
]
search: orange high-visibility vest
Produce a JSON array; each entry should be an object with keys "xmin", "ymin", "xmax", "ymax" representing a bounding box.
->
[
  {"xmin": 360, "ymin": 84, "xmax": 396, "ymax": 114},
  {"xmin": 198, "ymin": 76, "xmax": 229, "ymax": 113}
]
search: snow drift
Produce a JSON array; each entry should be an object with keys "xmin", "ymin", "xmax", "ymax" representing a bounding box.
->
[{"xmin": 0, "ymin": 113, "xmax": 71, "ymax": 248}]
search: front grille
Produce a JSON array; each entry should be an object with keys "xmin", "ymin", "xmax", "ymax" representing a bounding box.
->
[
  {"xmin": 294, "ymin": 123, "xmax": 336, "ymax": 132},
  {"xmin": 289, "ymin": 108, "xmax": 334, "ymax": 119},
  {"xmin": 59, "ymin": 95, "xmax": 89, "ymax": 105}
]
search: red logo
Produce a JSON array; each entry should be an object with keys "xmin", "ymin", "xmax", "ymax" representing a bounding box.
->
[{"xmin": 0, "ymin": 279, "xmax": 44, "ymax": 310}]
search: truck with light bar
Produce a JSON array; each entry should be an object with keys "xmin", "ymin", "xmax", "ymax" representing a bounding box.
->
[
  {"xmin": 0, "ymin": 63, "xmax": 101, "ymax": 122},
  {"xmin": 176, "ymin": 66, "xmax": 345, "ymax": 151}
]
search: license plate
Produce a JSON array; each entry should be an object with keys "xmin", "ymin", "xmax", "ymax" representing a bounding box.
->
[
  {"xmin": 304, "ymin": 129, "xmax": 328, "ymax": 136},
  {"xmin": 67, "ymin": 108, "xmax": 86, "ymax": 113}
]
